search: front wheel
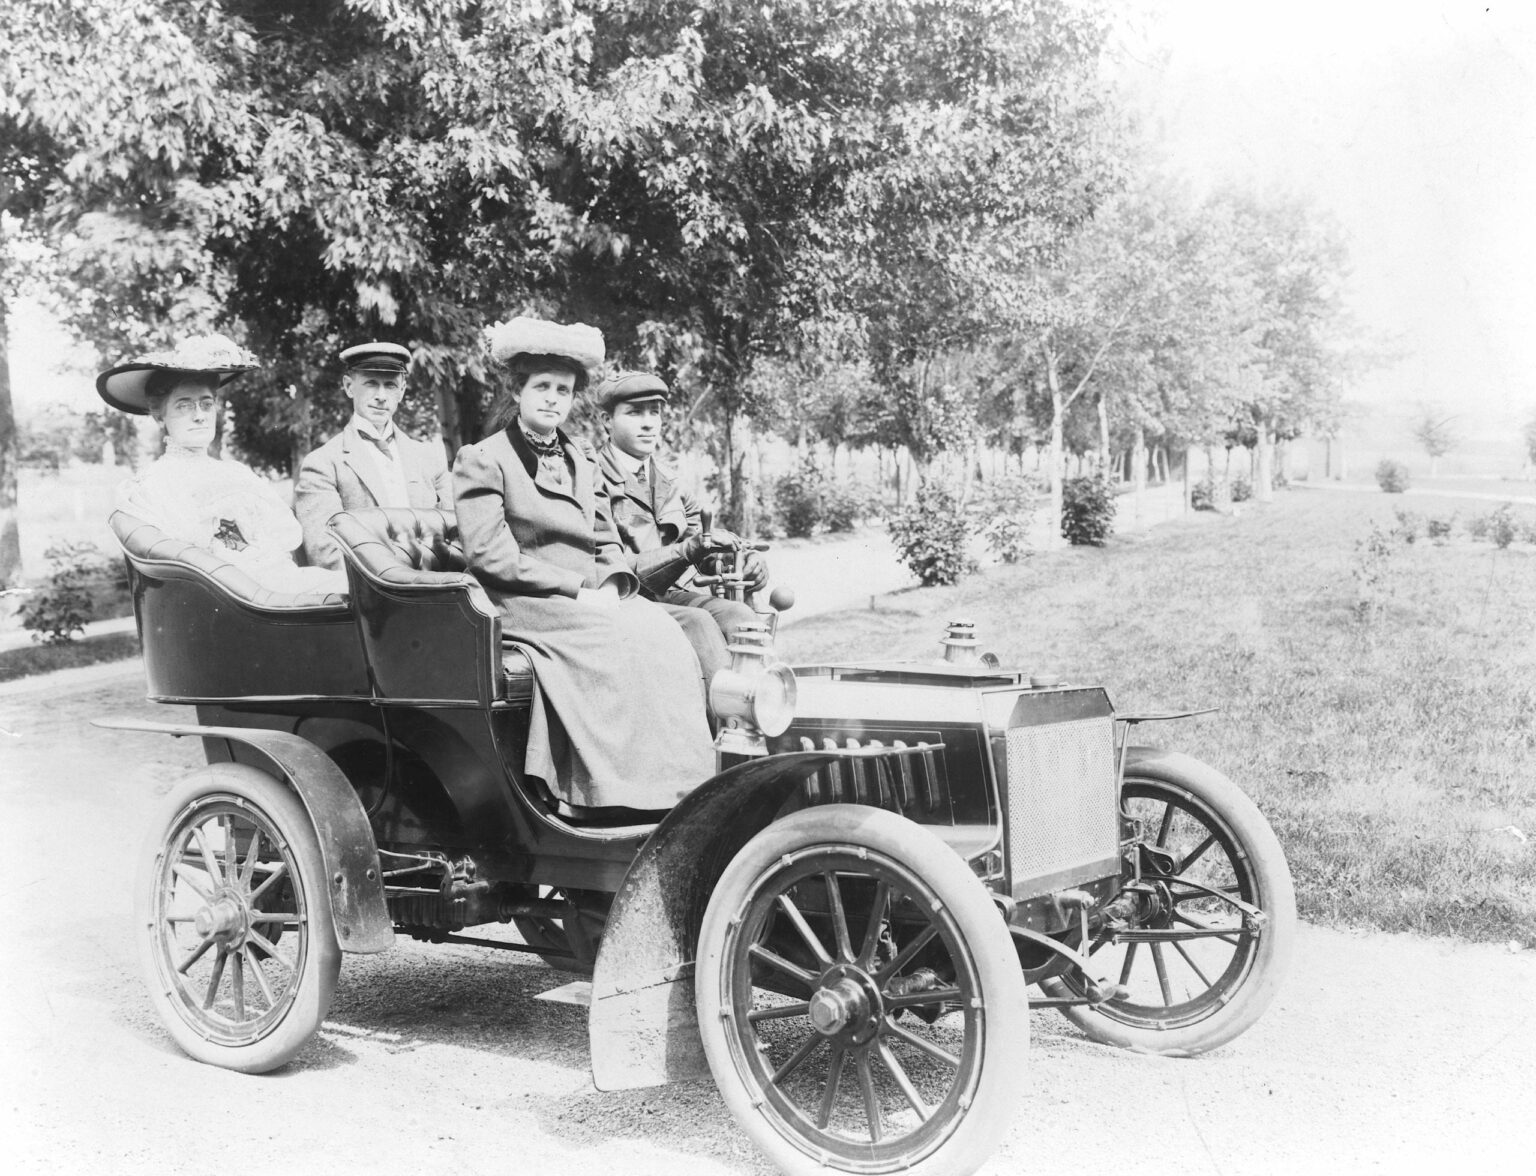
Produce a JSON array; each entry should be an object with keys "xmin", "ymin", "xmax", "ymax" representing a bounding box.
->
[
  {"xmin": 136, "ymin": 764, "xmax": 340, "ymax": 1073},
  {"xmin": 696, "ymin": 805, "xmax": 1028, "ymax": 1176},
  {"xmin": 1040, "ymin": 747, "xmax": 1296, "ymax": 1056}
]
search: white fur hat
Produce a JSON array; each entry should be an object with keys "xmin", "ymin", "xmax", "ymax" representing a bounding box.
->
[{"xmin": 484, "ymin": 317, "xmax": 605, "ymax": 376}]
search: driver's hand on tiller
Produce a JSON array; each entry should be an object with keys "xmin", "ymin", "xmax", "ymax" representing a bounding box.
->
[
  {"xmin": 739, "ymin": 550, "xmax": 769, "ymax": 590},
  {"xmin": 684, "ymin": 528, "xmax": 743, "ymax": 565}
]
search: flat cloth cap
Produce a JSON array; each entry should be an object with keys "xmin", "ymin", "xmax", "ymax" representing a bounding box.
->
[
  {"xmin": 341, "ymin": 342, "xmax": 412, "ymax": 374},
  {"xmin": 595, "ymin": 371, "xmax": 669, "ymax": 412},
  {"xmin": 96, "ymin": 333, "xmax": 258, "ymax": 415}
]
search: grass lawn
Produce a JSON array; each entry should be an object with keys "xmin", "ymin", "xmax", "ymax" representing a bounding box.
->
[
  {"xmin": 779, "ymin": 488, "xmax": 1536, "ymax": 946},
  {"xmin": 0, "ymin": 630, "xmax": 141, "ymax": 683}
]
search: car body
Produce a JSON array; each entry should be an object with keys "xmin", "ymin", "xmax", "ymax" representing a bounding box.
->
[{"xmin": 106, "ymin": 505, "xmax": 1296, "ymax": 1176}]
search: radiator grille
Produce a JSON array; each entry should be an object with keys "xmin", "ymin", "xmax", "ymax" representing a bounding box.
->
[{"xmin": 1005, "ymin": 716, "xmax": 1119, "ymax": 897}]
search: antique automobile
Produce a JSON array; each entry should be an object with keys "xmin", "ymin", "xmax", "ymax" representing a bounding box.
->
[{"xmin": 103, "ymin": 505, "xmax": 1296, "ymax": 1176}]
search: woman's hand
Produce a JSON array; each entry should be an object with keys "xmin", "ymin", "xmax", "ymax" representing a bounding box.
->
[{"xmin": 576, "ymin": 584, "xmax": 621, "ymax": 609}]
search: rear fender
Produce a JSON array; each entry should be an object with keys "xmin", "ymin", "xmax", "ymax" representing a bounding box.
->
[
  {"xmin": 588, "ymin": 746, "xmax": 922, "ymax": 1091},
  {"xmin": 96, "ymin": 717, "xmax": 393, "ymax": 953}
]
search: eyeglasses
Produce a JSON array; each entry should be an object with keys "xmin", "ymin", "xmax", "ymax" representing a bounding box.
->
[{"xmin": 165, "ymin": 395, "xmax": 218, "ymax": 416}]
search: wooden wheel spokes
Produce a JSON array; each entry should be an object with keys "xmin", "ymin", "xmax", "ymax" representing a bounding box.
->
[
  {"xmin": 1088, "ymin": 786, "xmax": 1261, "ymax": 1026},
  {"xmin": 736, "ymin": 862, "xmax": 978, "ymax": 1154},
  {"xmin": 156, "ymin": 800, "xmax": 309, "ymax": 1042}
]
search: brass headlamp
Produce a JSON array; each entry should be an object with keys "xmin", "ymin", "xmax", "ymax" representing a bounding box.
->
[{"xmin": 710, "ymin": 623, "xmax": 797, "ymax": 756}]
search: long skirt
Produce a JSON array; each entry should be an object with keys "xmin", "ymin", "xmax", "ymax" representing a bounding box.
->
[{"xmin": 503, "ymin": 594, "xmax": 716, "ymax": 809}]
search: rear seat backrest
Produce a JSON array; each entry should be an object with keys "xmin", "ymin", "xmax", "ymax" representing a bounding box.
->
[
  {"xmin": 328, "ymin": 507, "xmax": 468, "ymax": 582},
  {"xmin": 109, "ymin": 510, "xmax": 348, "ymax": 612},
  {"xmin": 327, "ymin": 507, "xmax": 532, "ymax": 706}
]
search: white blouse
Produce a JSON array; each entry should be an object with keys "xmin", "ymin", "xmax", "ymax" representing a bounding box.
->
[{"xmin": 115, "ymin": 444, "xmax": 345, "ymax": 594}]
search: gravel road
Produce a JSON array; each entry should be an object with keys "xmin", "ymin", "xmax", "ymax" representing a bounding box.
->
[{"xmin": 2, "ymin": 666, "xmax": 1532, "ymax": 1176}]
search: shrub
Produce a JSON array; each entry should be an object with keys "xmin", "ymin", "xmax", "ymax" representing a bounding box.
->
[
  {"xmin": 1191, "ymin": 477, "xmax": 1235, "ymax": 513},
  {"xmin": 1489, "ymin": 504, "xmax": 1518, "ymax": 549},
  {"xmin": 1375, "ymin": 459, "xmax": 1411, "ymax": 494},
  {"xmin": 774, "ymin": 460, "xmax": 826, "ymax": 538},
  {"xmin": 1468, "ymin": 511, "xmax": 1491, "ymax": 541},
  {"xmin": 1391, "ymin": 507, "xmax": 1422, "ymax": 544},
  {"xmin": 1426, "ymin": 513, "xmax": 1456, "ymax": 541},
  {"xmin": 889, "ymin": 481, "xmax": 976, "ymax": 586},
  {"xmin": 1351, "ymin": 520, "xmax": 1401, "ymax": 622},
  {"xmin": 822, "ymin": 480, "xmax": 870, "ymax": 533},
  {"xmin": 1230, "ymin": 474, "xmax": 1253, "ymax": 503},
  {"xmin": 20, "ymin": 541, "xmax": 128, "ymax": 645},
  {"xmin": 1061, "ymin": 475, "xmax": 1116, "ymax": 546},
  {"xmin": 969, "ymin": 475, "xmax": 1040, "ymax": 563},
  {"xmin": 1521, "ymin": 517, "xmax": 1536, "ymax": 546}
]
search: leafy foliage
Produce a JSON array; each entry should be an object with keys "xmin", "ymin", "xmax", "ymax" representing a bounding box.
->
[
  {"xmin": 1375, "ymin": 459, "xmax": 1411, "ymax": 494},
  {"xmin": 19, "ymin": 539, "xmax": 128, "ymax": 644},
  {"xmin": 822, "ymin": 480, "xmax": 873, "ymax": 534},
  {"xmin": 774, "ymin": 460, "xmax": 827, "ymax": 539},
  {"xmin": 969, "ymin": 475, "xmax": 1040, "ymax": 563},
  {"xmin": 1061, "ymin": 475, "xmax": 1115, "ymax": 545},
  {"xmin": 1409, "ymin": 403, "xmax": 1459, "ymax": 467},
  {"xmin": 888, "ymin": 480, "xmax": 975, "ymax": 587}
]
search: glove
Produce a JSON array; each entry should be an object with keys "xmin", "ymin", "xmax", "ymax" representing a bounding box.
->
[
  {"xmin": 740, "ymin": 550, "xmax": 769, "ymax": 590},
  {"xmin": 683, "ymin": 528, "xmax": 741, "ymax": 567}
]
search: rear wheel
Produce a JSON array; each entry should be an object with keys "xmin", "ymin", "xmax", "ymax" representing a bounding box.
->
[
  {"xmin": 697, "ymin": 805, "xmax": 1028, "ymax": 1176},
  {"xmin": 1040, "ymin": 748, "xmax": 1295, "ymax": 1056},
  {"xmin": 137, "ymin": 764, "xmax": 340, "ymax": 1073}
]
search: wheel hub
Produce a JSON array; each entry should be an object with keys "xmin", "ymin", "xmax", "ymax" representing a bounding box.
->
[
  {"xmin": 193, "ymin": 894, "xmax": 249, "ymax": 943},
  {"xmin": 809, "ymin": 964, "xmax": 883, "ymax": 1044}
]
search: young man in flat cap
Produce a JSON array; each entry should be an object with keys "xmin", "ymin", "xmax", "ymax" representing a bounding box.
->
[
  {"xmin": 594, "ymin": 371, "xmax": 767, "ymax": 655},
  {"xmin": 295, "ymin": 342, "xmax": 452, "ymax": 569}
]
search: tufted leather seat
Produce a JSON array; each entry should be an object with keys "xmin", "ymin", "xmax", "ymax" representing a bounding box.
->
[
  {"xmin": 327, "ymin": 508, "xmax": 533, "ymax": 703},
  {"xmin": 109, "ymin": 510, "xmax": 349, "ymax": 613}
]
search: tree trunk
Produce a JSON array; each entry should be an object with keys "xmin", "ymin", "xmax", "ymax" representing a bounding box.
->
[
  {"xmin": 1182, "ymin": 445, "xmax": 1193, "ymax": 512},
  {"xmin": 0, "ymin": 237, "xmax": 21, "ymax": 587},
  {"xmin": 725, "ymin": 411, "xmax": 758, "ymax": 537},
  {"xmin": 1096, "ymin": 392, "xmax": 1110, "ymax": 473},
  {"xmin": 1255, "ymin": 422, "xmax": 1275, "ymax": 502},
  {"xmin": 1042, "ymin": 349, "xmax": 1064, "ymax": 540}
]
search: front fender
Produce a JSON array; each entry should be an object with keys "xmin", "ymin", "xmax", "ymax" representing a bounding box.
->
[
  {"xmin": 588, "ymin": 745, "xmax": 924, "ymax": 1092},
  {"xmin": 96, "ymin": 717, "xmax": 393, "ymax": 953}
]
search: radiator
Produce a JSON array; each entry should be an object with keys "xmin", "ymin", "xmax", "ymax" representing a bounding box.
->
[{"xmin": 1004, "ymin": 715, "xmax": 1120, "ymax": 899}]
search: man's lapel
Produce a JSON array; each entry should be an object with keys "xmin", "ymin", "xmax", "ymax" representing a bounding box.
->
[{"xmin": 340, "ymin": 421, "xmax": 388, "ymax": 507}]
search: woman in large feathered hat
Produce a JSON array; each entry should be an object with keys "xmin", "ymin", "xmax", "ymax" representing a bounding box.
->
[{"xmin": 100, "ymin": 333, "xmax": 345, "ymax": 594}]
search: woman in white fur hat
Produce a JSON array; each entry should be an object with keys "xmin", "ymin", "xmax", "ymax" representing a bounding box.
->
[{"xmin": 453, "ymin": 317, "xmax": 714, "ymax": 811}]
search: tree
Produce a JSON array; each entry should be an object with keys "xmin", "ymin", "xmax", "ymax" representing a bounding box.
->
[
  {"xmin": 1008, "ymin": 169, "xmax": 1248, "ymax": 531},
  {"xmin": 826, "ymin": 1, "xmax": 1116, "ymax": 488},
  {"xmin": 1410, "ymin": 403, "xmax": 1458, "ymax": 477},
  {"xmin": 0, "ymin": 223, "xmax": 18, "ymax": 585},
  {"xmin": 1203, "ymin": 190, "xmax": 1350, "ymax": 502}
]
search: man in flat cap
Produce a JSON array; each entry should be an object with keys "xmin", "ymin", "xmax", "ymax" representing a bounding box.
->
[
  {"xmin": 294, "ymin": 342, "xmax": 452, "ymax": 569},
  {"xmin": 595, "ymin": 371, "xmax": 767, "ymax": 655}
]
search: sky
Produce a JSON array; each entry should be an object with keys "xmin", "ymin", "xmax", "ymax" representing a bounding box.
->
[
  {"xmin": 1115, "ymin": 0, "xmax": 1536, "ymax": 453},
  {"xmin": 10, "ymin": 1, "xmax": 1536, "ymax": 459}
]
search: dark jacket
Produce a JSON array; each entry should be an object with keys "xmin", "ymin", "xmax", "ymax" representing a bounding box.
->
[
  {"xmin": 456, "ymin": 428, "xmax": 637, "ymax": 603},
  {"xmin": 596, "ymin": 441, "xmax": 703, "ymax": 596},
  {"xmin": 452, "ymin": 426, "xmax": 709, "ymax": 809}
]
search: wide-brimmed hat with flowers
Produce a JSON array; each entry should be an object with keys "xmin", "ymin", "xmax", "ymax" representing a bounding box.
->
[
  {"xmin": 96, "ymin": 333, "xmax": 259, "ymax": 414},
  {"xmin": 483, "ymin": 317, "xmax": 604, "ymax": 389}
]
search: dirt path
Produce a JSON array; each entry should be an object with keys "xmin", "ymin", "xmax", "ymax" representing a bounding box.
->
[{"xmin": 2, "ymin": 673, "xmax": 1531, "ymax": 1176}]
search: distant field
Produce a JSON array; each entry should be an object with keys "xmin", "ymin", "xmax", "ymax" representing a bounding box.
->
[{"xmin": 781, "ymin": 488, "xmax": 1536, "ymax": 946}]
